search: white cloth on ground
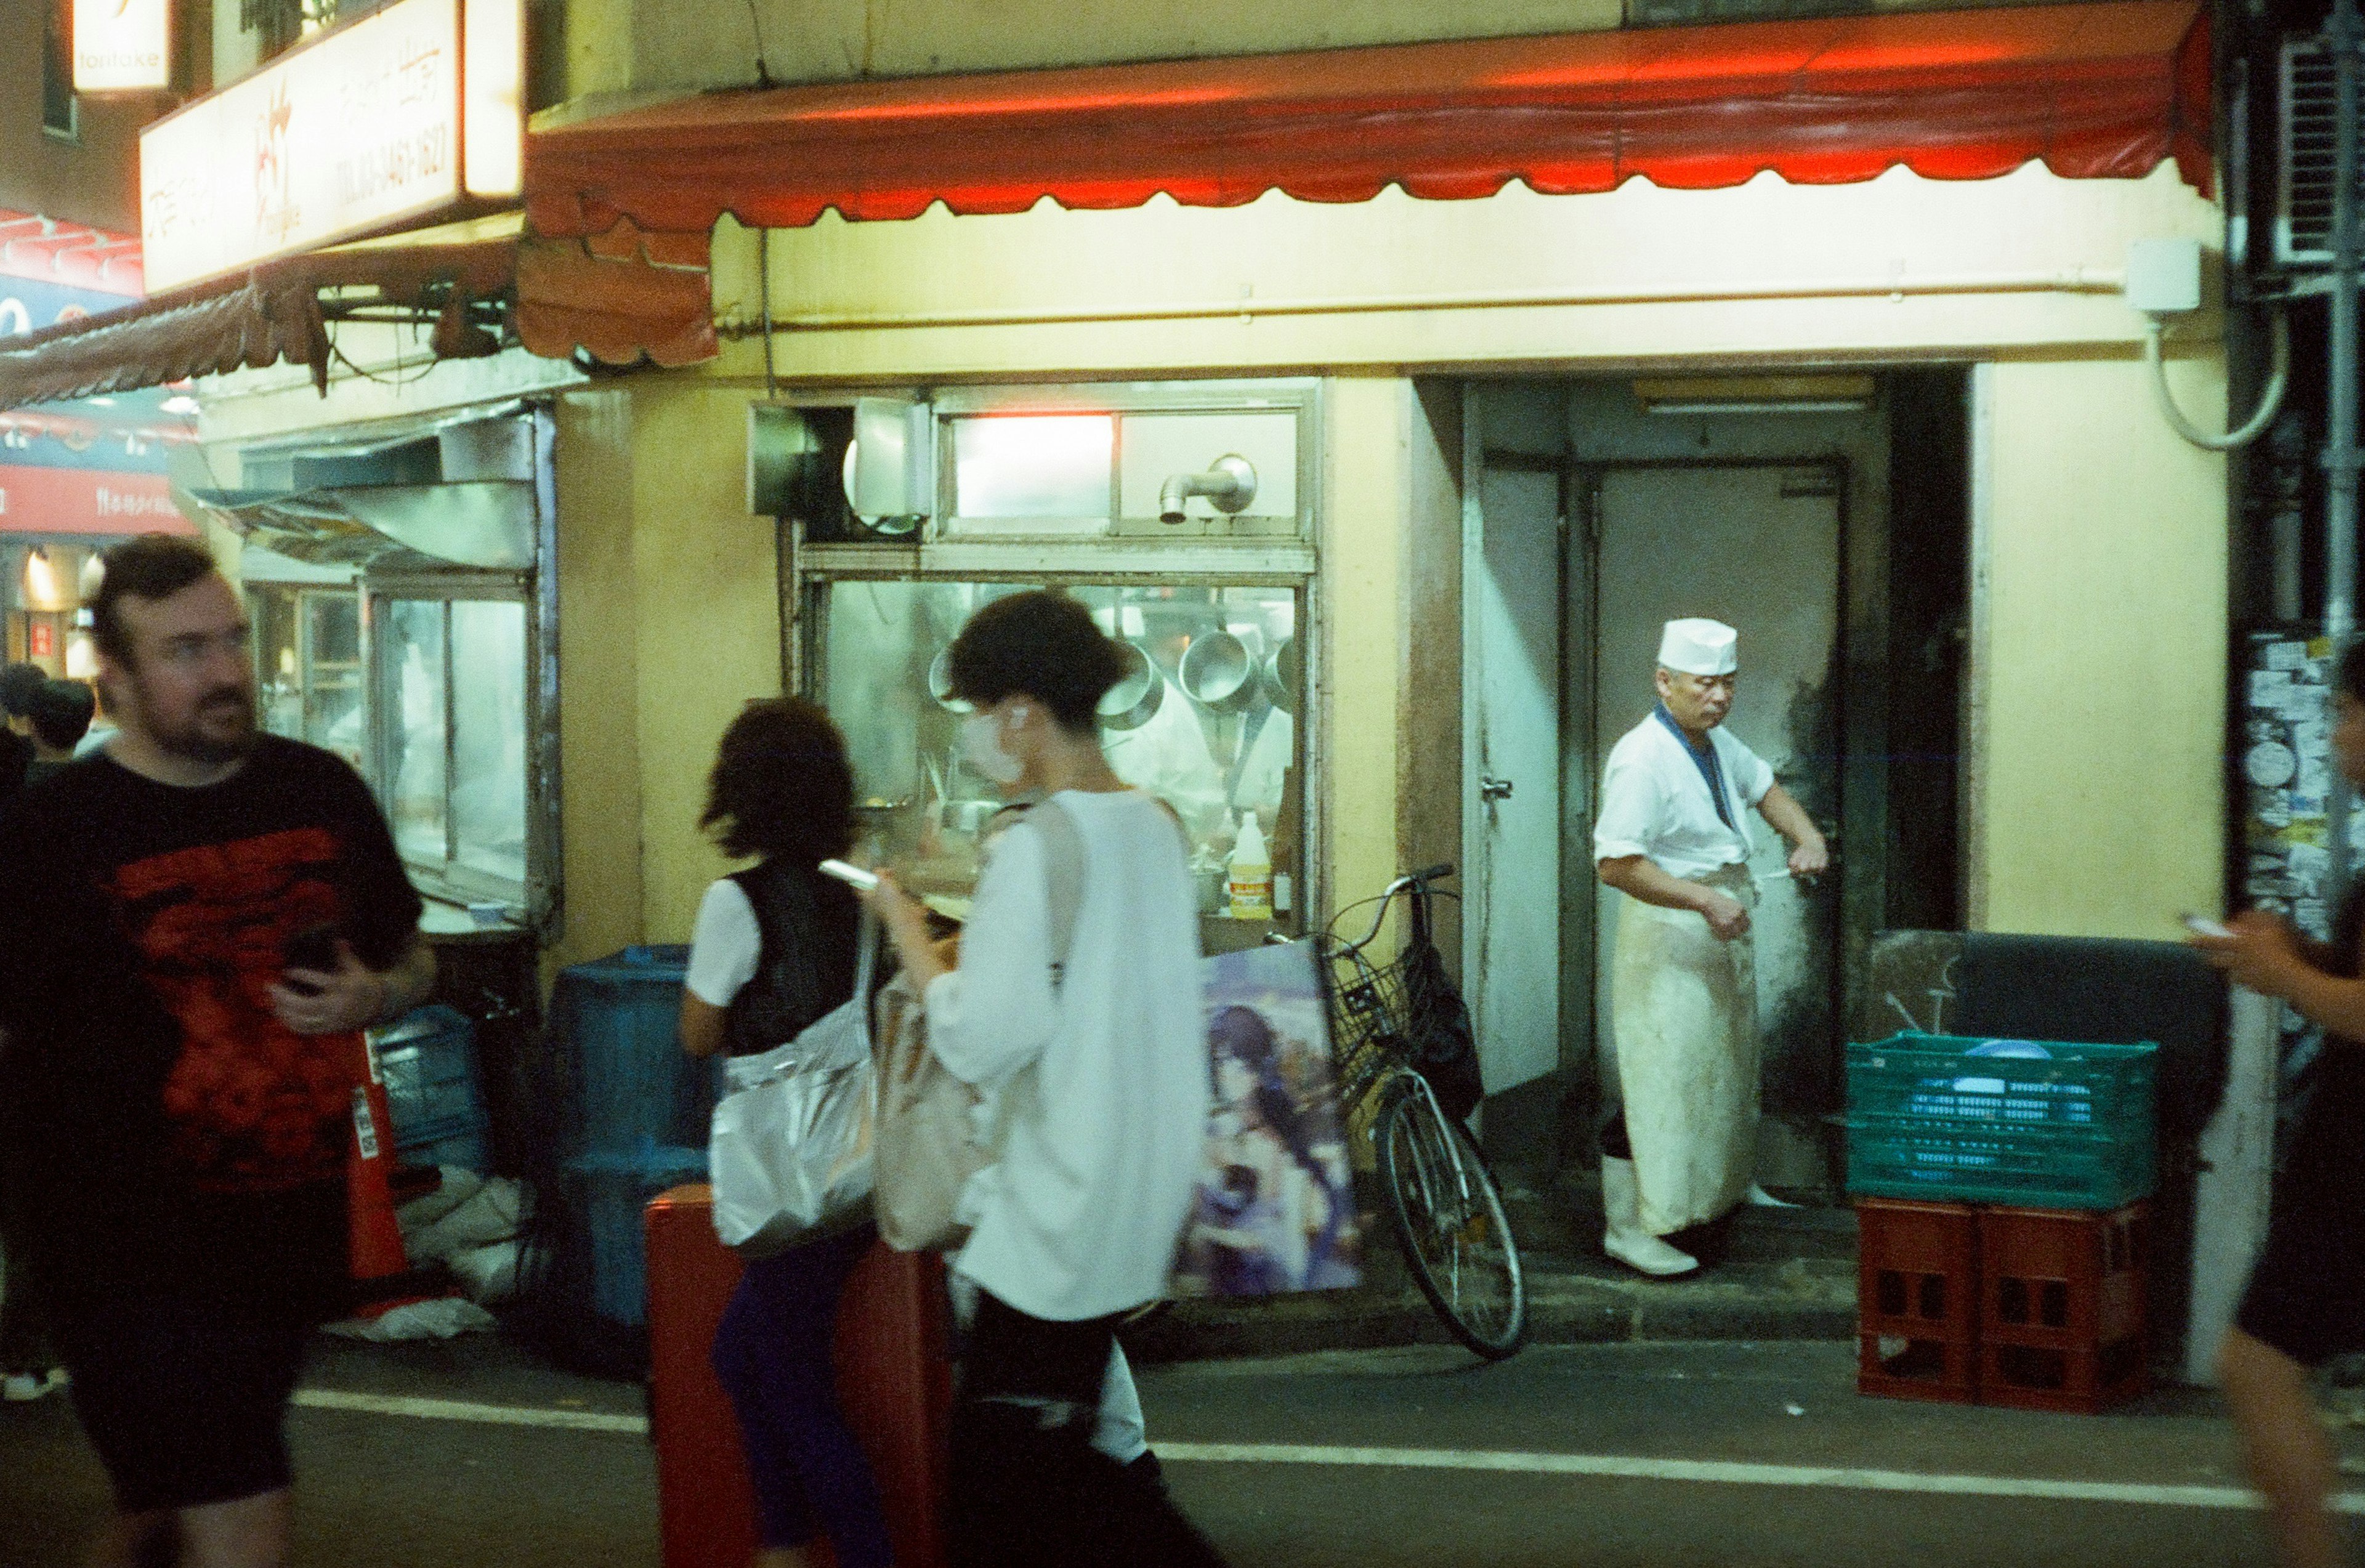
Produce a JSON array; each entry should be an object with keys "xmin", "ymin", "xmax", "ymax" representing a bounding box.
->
[{"xmin": 924, "ymin": 790, "xmax": 1208, "ymax": 1322}]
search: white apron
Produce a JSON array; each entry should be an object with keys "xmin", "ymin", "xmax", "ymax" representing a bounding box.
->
[{"xmin": 1609, "ymin": 864, "xmax": 1760, "ymax": 1236}]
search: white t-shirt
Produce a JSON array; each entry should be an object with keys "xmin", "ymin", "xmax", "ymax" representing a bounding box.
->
[
  {"xmin": 685, "ymin": 878, "xmax": 762, "ymax": 1008},
  {"xmin": 1593, "ymin": 714, "xmax": 1777, "ymax": 881},
  {"xmin": 924, "ymin": 790, "xmax": 1209, "ymax": 1322}
]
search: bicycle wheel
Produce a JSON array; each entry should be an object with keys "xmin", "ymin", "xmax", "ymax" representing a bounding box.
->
[{"xmin": 1373, "ymin": 1085, "xmax": 1528, "ymax": 1360}]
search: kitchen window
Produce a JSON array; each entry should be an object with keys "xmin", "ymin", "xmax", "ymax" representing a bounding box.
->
[
  {"xmin": 791, "ymin": 379, "xmax": 1322, "ymax": 947},
  {"xmin": 371, "ymin": 581, "xmax": 538, "ymax": 916},
  {"xmin": 253, "ymin": 584, "xmax": 366, "ymax": 772}
]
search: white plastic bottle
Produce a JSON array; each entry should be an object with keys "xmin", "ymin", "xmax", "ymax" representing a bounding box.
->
[{"xmin": 1227, "ymin": 810, "xmax": 1274, "ymax": 921}]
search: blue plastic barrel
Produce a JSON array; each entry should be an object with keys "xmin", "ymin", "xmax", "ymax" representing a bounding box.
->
[
  {"xmin": 560, "ymin": 1142, "xmax": 711, "ymax": 1327},
  {"xmin": 548, "ymin": 945, "xmax": 717, "ymax": 1157}
]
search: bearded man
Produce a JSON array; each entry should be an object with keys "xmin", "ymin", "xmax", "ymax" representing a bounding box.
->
[{"xmin": 0, "ymin": 534, "xmax": 431, "ymax": 1568}]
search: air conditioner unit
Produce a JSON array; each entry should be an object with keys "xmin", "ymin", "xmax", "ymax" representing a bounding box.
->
[{"xmin": 2278, "ymin": 36, "xmax": 2343, "ymax": 269}]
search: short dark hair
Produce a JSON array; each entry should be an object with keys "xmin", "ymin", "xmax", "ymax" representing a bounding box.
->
[
  {"xmin": 0, "ymin": 662, "xmax": 45, "ymax": 718},
  {"xmin": 700, "ymin": 697, "xmax": 857, "ymax": 865},
  {"xmin": 2342, "ymin": 641, "xmax": 2365, "ymax": 706},
  {"xmin": 945, "ymin": 590, "xmax": 1126, "ymax": 732},
  {"xmin": 26, "ymin": 679, "xmax": 94, "ymax": 750},
  {"xmin": 91, "ymin": 534, "xmax": 221, "ymax": 666}
]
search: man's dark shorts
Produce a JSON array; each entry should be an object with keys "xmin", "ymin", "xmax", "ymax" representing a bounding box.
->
[
  {"xmin": 2236, "ymin": 1198, "xmax": 2365, "ymax": 1368},
  {"xmin": 39, "ymin": 1183, "xmax": 346, "ymax": 1515},
  {"xmin": 2236, "ymin": 1095, "xmax": 2365, "ymax": 1368},
  {"xmin": 54, "ymin": 1285, "xmax": 315, "ymax": 1513}
]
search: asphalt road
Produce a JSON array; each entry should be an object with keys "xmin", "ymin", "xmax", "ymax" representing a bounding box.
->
[{"xmin": 2, "ymin": 1335, "xmax": 2356, "ymax": 1566}]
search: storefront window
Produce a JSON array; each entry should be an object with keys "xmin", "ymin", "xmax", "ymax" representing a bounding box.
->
[
  {"xmin": 814, "ymin": 578, "xmax": 1304, "ymax": 929},
  {"xmin": 374, "ymin": 591, "xmax": 531, "ymax": 910},
  {"xmin": 449, "ymin": 600, "xmax": 529, "ymax": 886},
  {"xmin": 251, "ymin": 584, "xmax": 365, "ymax": 772},
  {"xmin": 383, "ymin": 599, "xmax": 449, "ymax": 868}
]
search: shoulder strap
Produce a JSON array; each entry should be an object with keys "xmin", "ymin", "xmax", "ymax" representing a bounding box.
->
[{"xmin": 1027, "ymin": 798, "xmax": 1086, "ymax": 993}]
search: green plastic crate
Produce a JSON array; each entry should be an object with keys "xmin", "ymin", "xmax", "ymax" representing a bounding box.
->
[{"xmin": 1845, "ymin": 1032, "xmax": 2157, "ymax": 1210}]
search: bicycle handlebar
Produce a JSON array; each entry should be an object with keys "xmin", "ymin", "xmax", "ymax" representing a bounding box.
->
[{"xmin": 1339, "ymin": 864, "xmax": 1459, "ymax": 953}]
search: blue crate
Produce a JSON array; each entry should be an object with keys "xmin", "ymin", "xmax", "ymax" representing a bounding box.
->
[
  {"xmin": 373, "ymin": 1005, "xmax": 487, "ymax": 1150},
  {"xmin": 1846, "ymin": 1032, "xmax": 2157, "ymax": 1210},
  {"xmin": 559, "ymin": 1143, "xmax": 711, "ymax": 1327},
  {"xmin": 550, "ymin": 945, "xmax": 717, "ymax": 1157}
]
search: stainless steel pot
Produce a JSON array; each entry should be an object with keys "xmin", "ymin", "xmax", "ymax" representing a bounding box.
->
[
  {"xmin": 1262, "ymin": 636, "xmax": 1300, "ymax": 714},
  {"xmin": 1179, "ymin": 629, "xmax": 1260, "ymax": 713},
  {"xmin": 927, "ymin": 650, "xmax": 964, "ymax": 710},
  {"xmin": 1098, "ymin": 640, "xmax": 1166, "ymax": 731}
]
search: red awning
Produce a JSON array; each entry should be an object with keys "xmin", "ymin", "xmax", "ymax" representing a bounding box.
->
[
  {"xmin": 527, "ymin": 0, "xmax": 2210, "ymax": 241},
  {"xmin": 0, "ymin": 222, "xmax": 716, "ymax": 411}
]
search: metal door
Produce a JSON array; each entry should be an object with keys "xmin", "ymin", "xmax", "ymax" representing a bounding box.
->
[
  {"xmin": 1464, "ymin": 458, "xmax": 1565, "ymax": 1096},
  {"xmin": 1584, "ymin": 461, "xmax": 1845, "ymax": 1117}
]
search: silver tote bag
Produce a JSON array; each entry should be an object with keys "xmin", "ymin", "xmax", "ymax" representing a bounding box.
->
[{"xmin": 708, "ymin": 914, "xmax": 878, "ymax": 1255}]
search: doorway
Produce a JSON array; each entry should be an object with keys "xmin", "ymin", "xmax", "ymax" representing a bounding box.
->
[{"xmin": 1458, "ymin": 373, "xmax": 1967, "ymax": 1190}]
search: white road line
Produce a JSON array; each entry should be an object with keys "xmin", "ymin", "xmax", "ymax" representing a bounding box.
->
[
  {"xmin": 293, "ymin": 1389, "xmax": 647, "ymax": 1434},
  {"xmin": 283, "ymin": 1394, "xmax": 2364, "ymax": 1518},
  {"xmin": 1155, "ymin": 1442, "xmax": 2365, "ymax": 1516}
]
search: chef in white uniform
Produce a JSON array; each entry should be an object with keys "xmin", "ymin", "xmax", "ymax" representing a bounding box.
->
[{"xmin": 1592, "ymin": 618, "xmax": 1829, "ymax": 1277}]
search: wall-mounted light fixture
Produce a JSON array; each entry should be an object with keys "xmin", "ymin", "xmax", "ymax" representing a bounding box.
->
[
  {"xmin": 1635, "ymin": 375, "xmax": 1875, "ymax": 416},
  {"xmin": 23, "ymin": 547, "xmax": 64, "ymax": 612}
]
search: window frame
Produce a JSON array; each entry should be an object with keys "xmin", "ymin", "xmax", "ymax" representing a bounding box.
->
[
  {"xmin": 250, "ymin": 581, "xmax": 367, "ymax": 771},
  {"xmin": 41, "ymin": 0, "xmax": 79, "ymax": 142},
  {"xmin": 366, "ymin": 570, "xmax": 552, "ymax": 925}
]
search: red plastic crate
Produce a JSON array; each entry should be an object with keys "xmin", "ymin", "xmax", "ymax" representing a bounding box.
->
[
  {"xmin": 1976, "ymin": 1201, "xmax": 2149, "ymax": 1415},
  {"xmin": 1855, "ymin": 1198, "xmax": 1979, "ymax": 1405}
]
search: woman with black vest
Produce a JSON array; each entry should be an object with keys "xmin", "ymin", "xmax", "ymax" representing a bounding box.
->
[{"xmin": 679, "ymin": 698, "xmax": 892, "ymax": 1568}]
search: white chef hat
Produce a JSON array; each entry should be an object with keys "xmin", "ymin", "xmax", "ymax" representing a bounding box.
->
[{"xmin": 1657, "ymin": 618, "xmax": 1738, "ymax": 676}]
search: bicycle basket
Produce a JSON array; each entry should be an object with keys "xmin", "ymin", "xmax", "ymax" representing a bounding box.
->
[{"xmin": 1328, "ymin": 943, "xmax": 1413, "ymax": 1101}]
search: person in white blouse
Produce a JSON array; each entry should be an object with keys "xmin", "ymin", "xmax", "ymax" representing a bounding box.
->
[
  {"xmin": 1593, "ymin": 619, "xmax": 1829, "ymax": 1279},
  {"xmin": 869, "ymin": 591, "xmax": 1227, "ymax": 1568}
]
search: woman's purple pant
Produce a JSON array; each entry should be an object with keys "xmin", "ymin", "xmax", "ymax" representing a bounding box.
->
[{"xmin": 709, "ymin": 1224, "xmax": 894, "ymax": 1567}]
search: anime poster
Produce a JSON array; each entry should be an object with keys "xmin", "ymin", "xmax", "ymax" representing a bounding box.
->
[{"xmin": 1171, "ymin": 941, "xmax": 1362, "ymax": 1297}]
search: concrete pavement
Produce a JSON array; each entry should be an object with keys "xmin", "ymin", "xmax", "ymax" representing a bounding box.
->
[{"xmin": 6, "ymin": 1333, "xmax": 2360, "ymax": 1566}]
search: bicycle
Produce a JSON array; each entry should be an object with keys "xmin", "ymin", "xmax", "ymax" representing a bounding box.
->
[{"xmin": 1320, "ymin": 865, "xmax": 1528, "ymax": 1361}]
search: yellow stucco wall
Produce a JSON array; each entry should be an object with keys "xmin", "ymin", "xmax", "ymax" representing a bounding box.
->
[
  {"xmin": 549, "ymin": 383, "xmax": 784, "ymax": 969},
  {"xmin": 560, "ymin": 0, "xmax": 1623, "ymax": 100},
  {"xmin": 716, "ymin": 164, "xmax": 2213, "ymax": 383},
  {"xmin": 626, "ymin": 386, "xmax": 787, "ymax": 945},
  {"xmin": 1969, "ymin": 355, "xmax": 2229, "ymax": 939},
  {"xmin": 1321, "ymin": 377, "xmax": 1409, "ymax": 928},
  {"xmin": 551, "ymin": 390, "xmax": 645, "ymax": 971}
]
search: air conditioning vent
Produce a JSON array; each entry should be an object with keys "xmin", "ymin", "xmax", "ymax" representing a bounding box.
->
[{"xmin": 2281, "ymin": 38, "xmax": 2344, "ymax": 268}]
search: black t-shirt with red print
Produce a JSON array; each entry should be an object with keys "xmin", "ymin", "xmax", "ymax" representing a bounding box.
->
[{"xmin": 0, "ymin": 736, "xmax": 421, "ymax": 1306}]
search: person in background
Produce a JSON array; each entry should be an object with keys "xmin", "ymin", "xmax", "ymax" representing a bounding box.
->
[
  {"xmin": 0, "ymin": 534, "xmax": 432, "ymax": 1568},
  {"xmin": 0, "ymin": 681, "xmax": 84, "ymax": 1402},
  {"xmin": 1591, "ymin": 618, "xmax": 1828, "ymax": 1278},
  {"xmin": 23, "ymin": 678, "xmax": 95, "ymax": 788},
  {"xmin": 75, "ymin": 677, "xmax": 119, "ymax": 760},
  {"xmin": 677, "ymin": 697, "xmax": 894, "ymax": 1568},
  {"xmin": 870, "ymin": 590, "xmax": 1225, "ymax": 1567},
  {"xmin": 0, "ymin": 661, "xmax": 43, "ymax": 795},
  {"xmin": 2193, "ymin": 638, "xmax": 2365, "ymax": 1568}
]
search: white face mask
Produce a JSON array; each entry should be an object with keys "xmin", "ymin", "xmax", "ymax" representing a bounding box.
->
[{"xmin": 960, "ymin": 708, "xmax": 1024, "ymax": 785}]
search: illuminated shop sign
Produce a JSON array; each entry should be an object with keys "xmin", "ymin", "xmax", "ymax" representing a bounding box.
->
[
  {"xmin": 74, "ymin": 0, "xmax": 171, "ymax": 94},
  {"xmin": 138, "ymin": 0, "xmax": 523, "ymax": 294}
]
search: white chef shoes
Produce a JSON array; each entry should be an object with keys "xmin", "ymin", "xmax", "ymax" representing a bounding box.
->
[{"xmin": 1600, "ymin": 1157, "xmax": 1699, "ymax": 1278}]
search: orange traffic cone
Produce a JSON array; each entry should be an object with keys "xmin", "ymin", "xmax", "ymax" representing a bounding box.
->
[{"xmin": 347, "ymin": 1035, "xmax": 434, "ymax": 1317}]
